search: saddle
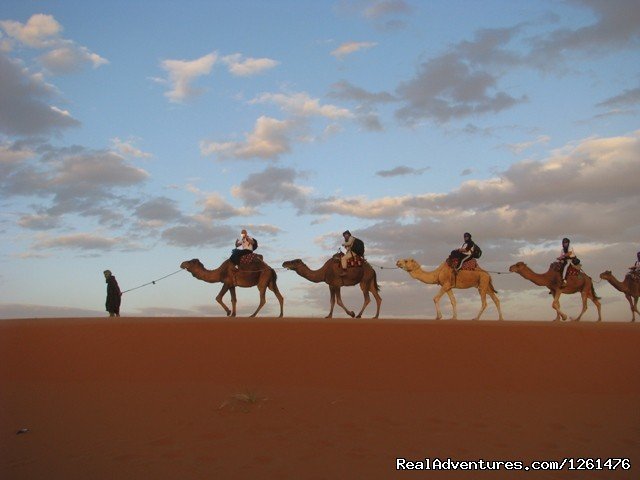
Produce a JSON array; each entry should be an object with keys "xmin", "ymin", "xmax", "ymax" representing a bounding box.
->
[
  {"xmin": 447, "ymin": 257, "xmax": 478, "ymax": 271},
  {"xmin": 565, "ymin": 264, "xmax": 581, "ymax": 277},
  {"xmin": 626, "ymin": 271, "xmax": 640, "ymax": 283},
  {"xmin": 239, "ymin": 252, "xmax": 262, "ymax": 265},
  {"xmin": 346, "ymin": 255, "xmax": 364, "ymax": 268},
  {"xmin": 332, "ymin": 251, "xmax": 365, "ymax": 268}
]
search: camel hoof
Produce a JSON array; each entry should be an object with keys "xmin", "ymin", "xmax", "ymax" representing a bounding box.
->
[
  {"xmin": 349, "ymin": 311, "xmax": 356, "ymax": 318},
  {"xmin": 226, "ymin": 310, "xmax": 231, "ymax": 317},
  {"xmin": 356, "ymin": 314, "xmax": 362, "ymax": 318}
]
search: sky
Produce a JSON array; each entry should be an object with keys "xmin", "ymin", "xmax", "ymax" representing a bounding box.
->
[{"xmin": 0, "ymin": 0, "xmax": 639, "ymax": 320}]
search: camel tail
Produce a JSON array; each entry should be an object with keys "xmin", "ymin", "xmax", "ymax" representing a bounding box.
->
[
  {"xmin": 490, "ymin": 279, "xmax": 498, "ymax": 294},
  {"xmin": 591, "ymin": 282, "xmax": 600, "ymax": 300}
]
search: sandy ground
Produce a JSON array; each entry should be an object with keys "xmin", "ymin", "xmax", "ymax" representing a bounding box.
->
[{"xmin": 1, "ymin": 317, "xmax": 638, "ymax": 479}]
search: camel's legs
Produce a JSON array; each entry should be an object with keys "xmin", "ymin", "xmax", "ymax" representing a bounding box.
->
[
  {"xmin": 591, "ymin": 294, "xmax": 602, "ymax": 322},
  {"xmin": 488, "ymin": 290, "xmax": 504, "ymax": 320},
  {"xmin": 268, "ymin": 278, "xmax": 284, "ymax": 317},
  {"xmin": 250, "ymin": 285, "xmax": 268, "ymax": 317},
  {"xmin": 326, "ymin": 287, "xmax": 336, "ymax": 318},
  {"xmin": 371, "ymin": 284, "xmax": 382, "ymax": 319},
  {"xmin": 216, "ymin": 285, "xmax": 233, "ymax": 316},
  {"xmin": 445, "ymin": 289, "xmax": 457, "ymax": 319},
  {"xmin": 335, "ymin": 289, "xmax": 355, "ymax": 318},
  {"xmin": 355, "ymin": 281, "xmax": 371, "ymax": 318},
  {"xmin": 473, "ymin": 289, "xmax": 488, "ymax": 320},
  {"xmin": 552, "ymin": 293, "xmax": 568, "ymax": 321},
  {"xmin": 229, "ymin": 287, "xmax": 237, "ymax": 316},
  {"xmin": 433, "ymin": 286, "xmax": 454, "ymax": 320},
  {"xmin": 571, "ymin": 290, "xmax": 590, "ymax": 321}
]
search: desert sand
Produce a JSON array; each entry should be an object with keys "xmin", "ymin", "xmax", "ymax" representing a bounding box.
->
[{"xmin": 1, "ymin": 317, "xmax": 638, "ymax": 479}]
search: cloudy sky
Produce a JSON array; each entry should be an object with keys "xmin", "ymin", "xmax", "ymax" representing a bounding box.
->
[{"xmin": 1, "ymin": 0, "xmax": 639, "ymax": 320}]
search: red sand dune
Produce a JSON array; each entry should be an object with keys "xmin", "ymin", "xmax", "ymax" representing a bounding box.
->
[{"xmin": 1, "ymin": 317, "xmax": 639, "ymax": 479}]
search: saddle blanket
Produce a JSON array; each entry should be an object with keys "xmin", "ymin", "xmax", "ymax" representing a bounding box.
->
[
  {"xmin": 240, "ymin": 253, "xmax": 259, "ymax": 265},
  {"xmin": 626, "ymin": 272, "xmax": 640, "ymax": 282},
  {"xmin": 450, "ymin": 258, "xmax": 478, "ymax": 271},
  {"xmin": 346, "ymin": 255, "xmax": 364, "ymax": 268},
  {"xmin": 566, "ymin": 265, "xmax": 581, "ymax": 276}
]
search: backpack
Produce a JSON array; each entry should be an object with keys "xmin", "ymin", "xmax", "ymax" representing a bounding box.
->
[
  {"xmin": 252, "ymin": 238, "xmax": 258, "ymax": 250},
  {"xmin": 473, "ymin": 243, "xmax": 482, "ymax": 259},
  {"xmin": 351, "ymin": 238, "xmax": 365, "ymax": 257}
]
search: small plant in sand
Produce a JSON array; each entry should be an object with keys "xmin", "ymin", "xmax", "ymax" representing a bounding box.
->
[{"xmin": 218, "ymin": 390, "xmax": 268, "ymax": 413}]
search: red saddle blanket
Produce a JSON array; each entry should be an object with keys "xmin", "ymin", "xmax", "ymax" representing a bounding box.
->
[
  {"xmin": 346, "ymin": 255, "xmax": 364, "ymax": 268},
  {"xmin": 450, "ymin": 258, "xmax": 478, "ymax": 271},
  {"xmin": 566, "ymin": 265, "xmax": 581, "ymax": 277},
  {"xmin": 240, "ymin": 253, "xmax": 259, "ymax": 265}
]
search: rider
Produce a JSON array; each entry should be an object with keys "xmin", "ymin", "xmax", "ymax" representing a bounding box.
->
[
  {"xmin": 339, "ymin": 230, "xmax": 355, "ymax": 276},
  {"xmin": 230, "ymin": 229, "xmax": 254, "ymax": 266},
  {"xmin": 453, "ymin": 232, "xmax": 476, "ymax": 271},
  {"xmin": 629, "ymin": 251, "xmax": 640, "ymax": 276},
  {"xmin": 557, "ymin": 237, "xmax": 578, "ymax": 284}
]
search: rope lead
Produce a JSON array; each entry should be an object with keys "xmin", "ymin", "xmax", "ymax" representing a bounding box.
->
[{"xmin": 121, "ymin": 269, "xmax": 184, "ymax": 294}]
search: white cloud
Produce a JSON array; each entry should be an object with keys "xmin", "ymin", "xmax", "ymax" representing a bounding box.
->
[
  {"xmin": 0, "ymin": 14, "xmax": 108, "ymax": 74},
  {"xmin": 111, "ymin": 137, "xmax": 153, "ymax": 159},
  {"xmin": 306, "ymin": 131, "xmax": 640, "ymax": 257},
  {"xmin": 251, "ymin": 92, "xmax": 353, "ymax": 119},
  {"xmin": 0, "ymin": 14, "xmax": 62, "ymax": 48},
  {"xmin": 33, "ymin": 232, "xmax": 125, "ymax": 251},
  {"xmin": 331, "ymin": 41, "xmax": 377, "ymax": 59},
  {"xmin": 39, "ymin": 44, "xmax": 108, "ymax": 74},
  {"xmin": 505, "ymin": 135, "xmax": 551, "ymax": 155},
  {"xmin": 200, "ymin": 116, "xmax": 297, "ymax": 160},
  {"xmin": 161, "ymin": 52, "xmax": 217, "ymax": 102},
  {"xmin": 221, "ymin": 53, "xmax": 279, "ymax": 76},
  {"xmin": 197, "ymin": 192, "xmax": 254, "ymax": 219}
]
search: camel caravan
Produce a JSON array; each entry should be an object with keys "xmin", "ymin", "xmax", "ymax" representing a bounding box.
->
[{"xmin": 179, "ymin": 230, "xmax": 640, "ymax": 322}]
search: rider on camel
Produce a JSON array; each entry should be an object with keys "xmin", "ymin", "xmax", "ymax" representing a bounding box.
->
[
  {"xmin": 629, "ymin": 251, "xmax": 640, "ymax": 278},
  {"xmin": 451, "ymin": 232, "xmax": 476, "ymax": 271},
  {"xmin": 339, "ymin": 230, "xmax": 355, "ymax": 276},
  {"xmin": 230, "ymin": 229, "xmax": 254, "ymax": 267},
  {"xmin": 558, "ymin": 237, "xmax": 580, "ymax": 285}
]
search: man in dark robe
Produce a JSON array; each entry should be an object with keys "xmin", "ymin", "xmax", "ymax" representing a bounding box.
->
[{"xmin": 104, "ymin": 270, "xmax": 121, "ymax": 317}]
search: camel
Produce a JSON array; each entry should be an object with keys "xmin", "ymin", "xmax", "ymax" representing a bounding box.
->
[
  {"xmin": 508, "ymin": 261, "xmax": 601, "ymax": 322},
  {"xmin": 180, "ymin": 258, "xmax": 283, "ymax": 317},
  {"xmin": 396, "ymin": 258, "xmax": 503, "ymax": 320},
  {"xmin": 281, "ymin": 254, "xmax": 381, "ymax": 318},
  {"xmin": 599, "ymin": 270, "xmax": 639, "ymax": 322}
]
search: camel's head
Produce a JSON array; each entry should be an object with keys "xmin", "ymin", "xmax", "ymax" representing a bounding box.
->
[
  {"xmin": 509, "ymin": 262, "xmax": 526, "ymax": 273},
  {"xmin": 282, "ymin": 259, "xmax": 303, "ymax": 270},
  {"xmin": 180, "ymin": 259, "xmax": 203, "ymax": 271},
  {"xmin": 396, "ymin": 258, "xmax": 419, "ymax": 272},
  {"xmin": 599, "ymin": 270, "xmax": 612, "ymax": 280}
]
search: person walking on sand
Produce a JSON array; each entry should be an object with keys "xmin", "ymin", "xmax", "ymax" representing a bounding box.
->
[{"xmin": 104, "ymin": 270, "xmax": 121, "ymax": 317}]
